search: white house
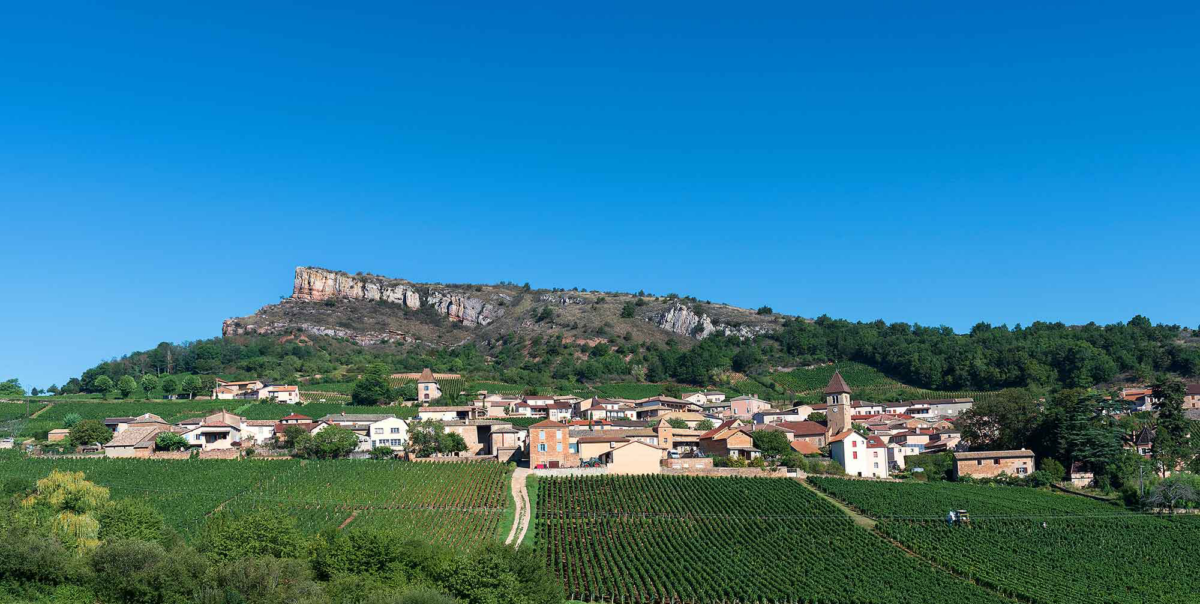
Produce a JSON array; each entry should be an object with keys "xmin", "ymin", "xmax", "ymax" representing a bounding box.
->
[
  {"xmin": 828, "ymin": 431, "xmax": 889, "ymax": 478},
  {"xmin": 258, "ymin": 385, "xmax": 301, "ymax": 404},
  {"xmin": 887, "ymin": 442, "xmax": 922, "ymax": 471},
  {"xmin": 368, "ymin": 417, "xmax": 409, "ymax": 449},
  {"xmin": 417, "ymin": 406, "xmax": 474, "ymax": 422}
]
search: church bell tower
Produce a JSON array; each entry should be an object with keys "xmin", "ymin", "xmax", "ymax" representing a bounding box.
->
[{"xmin": 824, "ymin": 370, "xmax": 853, "ymax": 436}]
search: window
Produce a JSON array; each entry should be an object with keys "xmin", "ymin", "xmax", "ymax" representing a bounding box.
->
[
  {"xmin": 994, "ymin": 459, "xmax": 1000, "ymax": 465},
  {"xmin": 851, "ymin": 440, "xmax": 857, "ymax": 448},
  {"xmin": 569, "ymin": 444, "xmax": 577, "ymax": 453},
  {"xmin": 391, "ymin": 427, "xmax": 400, "ymax": 434},
  {"xmin": 1017, "ymin": 467, "xmax": 1028, "ymax": 475},
  {"xmin": 977, "ymin": 460, "xmax": 983, "ymax": 466},
  {"xmin": 852, "ymin": 451, "xmax": 858, "ymax": 460},
  {"xmin": 537, "ymin": 444, "xmax": 547, "ymax": 452},
  {"xmin": 539, "ymin": 430, "xmax": 545, "ymax": 440},
  {"xmin": 424, "ymin": 385, "xmax": 429, "ymax": 391},
  {"xmin": 374, "ymin": 428, "xmax": 382, "ymax": 434},
  {"xmin": 556, "ymin": 443, "xmax": 563, "ymax": 452},
  {"xmin": 874, "ymin": 462, "xmax": 879, "ymax": 468},
  {"xmin": 556, "ymin": 430, "xmax": 562, "ymax": 439},
  {"xmin": 873, "ymin": 451, "xmax": 878, "ymax": 458}
]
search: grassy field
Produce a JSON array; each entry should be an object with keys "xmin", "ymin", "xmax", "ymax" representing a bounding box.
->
[
  {"xmin": 811, "ymin": 477, "xmax": 1197, "ymax": 604},
  {"xmin": 0, "ymin": 456, "xmax": 512, "ymax": 549}
]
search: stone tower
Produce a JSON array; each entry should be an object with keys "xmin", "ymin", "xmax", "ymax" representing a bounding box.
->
[{"xmin": 824, "ymin": 370, "xmax": 852, "ymax": 437}]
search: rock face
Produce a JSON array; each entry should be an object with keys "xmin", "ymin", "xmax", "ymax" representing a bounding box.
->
[
  {"xmin": 539, "ymin": 294, "xmax": 585, "ymax": 305},
  {"xmin": 289, "ymin": 267, "xmax": 499, "ymax": 326},
  {"xmin": 293, "ymin": 267, "xmax": 421, "ymax": 309},
  {"xmin": 655, "ymin": 304, "xmax": 717, "ymax": 338},
  {"xmin": 653, "ymin": 303, "xmax": 774, "ymax": 340},
  {"xmin": 222, "ymin": 316, "xmax": 412, "ymax": 346}
]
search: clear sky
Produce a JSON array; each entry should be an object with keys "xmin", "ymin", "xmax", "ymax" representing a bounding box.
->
[{"xmin": 3, "ymin": 2, "xmax": 1199, "ymax": 388}]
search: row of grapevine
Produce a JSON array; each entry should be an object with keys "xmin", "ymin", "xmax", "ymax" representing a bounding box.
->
[
  {"xmin": 770, "ymin": 362, "xmax": 900, "ymax": 392},
  {"xmin": 535, "ymin": 475, "xmax": 1010, "ymax": 604},
  {"xmin": 812, "ymin": 477, "xmax": 1199, "ymax": 603},
  {"xmin": 0, "ymin": 457, "xmax": 511, "ymax": 549}
]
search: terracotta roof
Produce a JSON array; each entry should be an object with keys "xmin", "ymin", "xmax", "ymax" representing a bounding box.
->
[
  {"xmin": 824, "ymin": 371, "xmax": 852, "ymax": 395},
  {"xmin": 105, "ymin": 426, "xmax": 164, "ymax": 448},
  {"xmin": 577, "ymin": 435, "xmax": 631, "ymax": 444},
  {"xmin": 530, "ymin": 420, "xmax": 568, "ymax": 429},
  {"xmin": 866, "ymin": 435, "xmax": 888, "ymax": 449},
  {"xmin": 275, "ymin": 421, "xmax": 323, "ymax": 435},
  {"xmin": 281, "ymin": 414, "xmax": 311, "ymax": 421},
  {"xmin": 700, "ymin": 419, "xmax": 739, "ymax": 439},
  {"xmin": 419, "ymin": 406, "xmax": 473, "ymax": 413},
  {"xmin": 827, "ymin": 430, "xmax": 859, "ymax": 444},
  {"xmin": 417, "ymin": 368, "xmax": 437, "ymax": 382},
  {"xmin": 265, "ymin": 385, "xmax": 298, "ymax": 392},
  {"xmin": 244, "ymin": 420, "xmax": 277, "ymax": 426},
  {"xmin": 776, "ymin": 421, "xmax": 828, "ymax": 436},
  {"xmin": 953, "ymin": 449, "xmax": 1035, "ymax": 461},
  {"xmin": 790, "ymin": 440, "xmax": 821, "ymax": 455},
  {"xmin": 321, "ymin": 413, "xmax": 396, "ymax": 422}
]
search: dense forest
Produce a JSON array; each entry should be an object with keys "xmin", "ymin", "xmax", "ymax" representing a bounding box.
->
[{"xmin": 53, "ymin": 315, "xmax": 1198, "ymax": 395}]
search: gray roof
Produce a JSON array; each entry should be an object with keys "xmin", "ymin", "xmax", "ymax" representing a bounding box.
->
[{"xmin": 321, "ymin": 414, "xmax": 396, "ymax": 422}]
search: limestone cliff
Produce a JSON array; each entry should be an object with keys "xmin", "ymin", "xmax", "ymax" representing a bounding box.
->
[
  {"xmin": 222, "ymin": 266, "xmax": 786, "ymax": 349},
  {"xmin": 652, "ymin": 303, "xmax": 775, "ymax": 340}
]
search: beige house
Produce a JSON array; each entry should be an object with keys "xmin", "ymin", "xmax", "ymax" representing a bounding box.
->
[
  {"xmin": 259, "ymin": 385, "xmax": 300, "ymax": 404},
  {"xmin": 103, "ymin": 425, "xmax": 167, "ymax": 458},
  {"xmin": 417, "ymin": 368, "xmax": 442, "ymax": 402},
  {"xmin": 598, "ymin": 439, "xmax": 663, "ymax": 475},
  {"xmin": 953, "ymin": 449, "xmax": 1035, "ymax": 479},
  {"xmin": 47, "ymin": 429, "xmax": 71, "ymax": 442}
]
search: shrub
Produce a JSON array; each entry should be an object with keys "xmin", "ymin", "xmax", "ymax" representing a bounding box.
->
[
  {"xmin": 68, "ymin": 421, "xmax": 111, "ymax": 448},
  {"xmin": 96, "ymin": 500, "xmax": 168, "ymax": 545}
]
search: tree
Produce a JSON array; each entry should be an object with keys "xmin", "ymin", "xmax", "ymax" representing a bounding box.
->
[
  {"xmin": 93, "ymin": 375, "xmax": 114, "ymax": 399},
  {"xmin": 369, "ymin": 446, "xmax": 395, "ymax": 460},
  {"xmin": 536, "ymin": 307, "xmax": 554, "ymax": 323},
  {"xmin": 808, "ymin": 412, "xmax": 826, "ymax": 422},
  {"xmin": 756, "ymin": 306, "xmax": 773, "ymax": 315},
  {"xmin": 160, "ymin": 375, "xmax": 178, "ymax": 399},
  {"xmin": 1145, "ymin": 476, "xmax": 1197, "ymax": 513},
  {"xmin": 294, "ymin": 425, "xmax": 359, "ymax": 459},
  {"xmin": 1039, "ymin": 458, "xmax": 1066, "ymax": 481},
  {"xmin": 352, "ymin": 363, "xmax": 393, "ymax": 406},
  {"xmin": 661, "ymin": 384, "xmax": 682, "ymax": 399},
  {"xmin": 959, "ymin": 388, "xmax": 1042, "ymax": 451},
  {"xmin": 139, "ymin": 374, "xmax": 159, "ymax": 399},
  {"xmin": 47, "ymin": 384, "xmax": 59, "ymax": 395},
  {"xmin": 70, "ymin": 420, "xmax": 111, "ymax": 447},
  {"xmin": 396, "ymin": 381, "xmax": 418, "ymax": 401},
  {"xmin": 751, "ymin": 430, "xmax": 791, "ymax": 458},
  {"xmin": 696, "ymin": 419, "xmax": 715, "ymax": 431},
  {"xmin": 407, "ymin": 419, "xmax": 466, "ymax": 457},
  {"xmin": 62, "ymin": 413, "xmax": 83, "ymax": 428},
  {"xmin": 282, "ymin": 425, "xmax": 310, "ymax": 450},
  {"xmin": 666, "ymin": 418, "xmax": 689, "ymax": 430},
  {"xmin": 155, "ymin": 432, "xmax": 189, "ymax": 451},
  {"xmin": 1151, "ymin": 377, "xmax": 1195, "ymax": 476},
  {"xmin": 29, "ymin": 387, "xmax": 40, "ymax": 397},
  {"xmin": 180, "ymin": 375, "xmax": 203, "ymax": 399},
  {"xmin": 117, "ymin": 375, "xmax": 139, "ymax": 399},
  {"xmin": 0, "ymin": 378, "xmax": 24, "ymax": 397},
  {"xmin": 620, "ymin": 302, "xmax": 636, "ymax": 318}
]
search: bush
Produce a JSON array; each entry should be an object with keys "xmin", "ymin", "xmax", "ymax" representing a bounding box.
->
[
  {"xmin": 200, "ymin": 511, "xmax": 306, "ymax": 561},
  {"xmin": 154, "ymin": 432, "xmax": 189, "ymax": 452},
  {"xmin": 91, "ymin": 539, "xmax": 209, "ymax": 604},
  {"xmin": 1040, "ymin": 458, "xmax": 1066, "ymax": 481},
  {"xmin": 68, "ymin": 421, "xmax": 111, "ymax": 448},
  {"xmin": 212, "ymin": 555, "xmax": 325, "ymax": 603},
  {"xmin": 61, "ymin": 414, "xmax": 83, "ymax": 428},
  {"xmin": 370, "ymin": 446, "xmax": 395, "ymax": 460}
]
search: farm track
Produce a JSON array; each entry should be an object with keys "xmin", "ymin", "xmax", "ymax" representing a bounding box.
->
[
  {"xmin": 797, "ymin": 478, "xmax": 876, "ymax": 529},
  {"xmin": 506, "ymin": 468, "xmax": 531, "ymax": 546},
  {"xmin": 29, "ymin": 403, "xmax": 52, "ymax": 418},
  {"xmin": 338, "ymin": 510, "xmax": 359, "ymax": 530}
]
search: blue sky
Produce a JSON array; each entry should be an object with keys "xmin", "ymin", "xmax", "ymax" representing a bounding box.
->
[{"xmin": 3, "ymin": 2, "xmax": 1199, "ymax": 388}]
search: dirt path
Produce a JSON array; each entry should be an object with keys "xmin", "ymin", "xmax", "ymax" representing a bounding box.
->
[
  {"xmin": 796, "ymin": 478, "xmax": 876, "ymax": 529},
  {"xmin": 505, "ymin": 468, "xmax": 532, "ymax": 546},
  {"xmin": 29, "ymin": 403, "xmax": 52, "ymax": 418},
  {"xmin": 338, "ymin": 510, "xmax": 359, "ymax": 530}
]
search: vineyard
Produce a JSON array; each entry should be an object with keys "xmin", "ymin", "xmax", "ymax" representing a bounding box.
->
[
  {"xmin": 770, "ymin": 362, "xmax": 899, "ymax": 392},
  {"xmin": 535, "ymin": 475, "xmax": 1009, "ymax": 604},
  {"xmin": 0, "ymin": 457, "xmax": 512, "ymax": 549},
  {"xmin": 811, "ymin": 477, "xmax": 1200, "ymax": 604},
  {"xmin": 15, "ymin": 400, "xmax": 234, "ymax": 438}
]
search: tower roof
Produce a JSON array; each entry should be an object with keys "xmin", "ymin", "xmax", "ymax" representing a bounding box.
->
[
  {"xmin": 824, "ymin": 371, "xmax": 852, "ymax": 395},
  {"xmin": 417, "ymin": 368, "xmax": 436, "ymax": 383}
]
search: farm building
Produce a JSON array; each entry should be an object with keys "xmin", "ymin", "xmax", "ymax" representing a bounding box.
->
[{"xmin": 952, "ymin": 449, "xmax": 1035, "ymax": 479}]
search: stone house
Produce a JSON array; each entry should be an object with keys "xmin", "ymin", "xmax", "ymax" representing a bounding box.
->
[
  {"xmin": 952, "ymin": 449, "xmax": 1035, "ymax": 479},
  {"xmin": 529, "ymin": 420, "xmax": 577, "ymax": 468}
]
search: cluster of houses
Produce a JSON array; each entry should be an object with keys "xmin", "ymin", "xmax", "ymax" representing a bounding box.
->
[
  {"xmin": 211, "ymin": 379, "xmax": 300, "ymax": 404},
  {"xmin": 85, "ymin": 368, "xmax": 1054, "ymax": 479}
]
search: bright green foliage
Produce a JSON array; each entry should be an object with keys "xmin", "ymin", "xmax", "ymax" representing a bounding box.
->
[
  {"xmin": 68, "ymin": 420, "xmax": 111, "ymax": 447},
  {"xmin": 180, "ymin": 375, "xmax": 203, "ymax": 399},
  {"xmin": 0, "ymin": 378, "xmax": 24, "ymax": 397},
  {"xmin": 138, "ymin": 374, "xmax": 158, "ymax": 397},
  {"xmin": 0, "ymin": 458, "xmax": 511, "ymax": 549},
  {"xmin": 17, "ymin": 401, "xmax": 233, "ymax": 438},
  {"xmin": 154, "ymin": 432, "xmax": 188, "ymax": 451},
  {"xmin": 96, "ymin": 499, "xmax": 168, "ymax": 544},
  {"xmin": 293, "ymin": 424, "xmax": 359, "ymax": 459},
  {"xmin": 201, "ymin": 510, "xmax": 306, "ymax": 560},
  {"xmin": 536, "ymin": 475, "xmax": 1008, "ymax": 604},
  {"xmin": 811, "ymin": 477, "xmax": 1200, "ymax": 603},
  {"xmin": 770, "ymin": 362, "xmax": 898, "ymax": 392},
  {"xmin": 352, "ymin": 364, "xmax": 393, "ymax": 406},
  {"xmin": 92, "ymin": 376, "xmax": 114, "ymax": 399},
  {"xmin": 116, "ymin": 376, "xmax": 139, "ymax": 399}
]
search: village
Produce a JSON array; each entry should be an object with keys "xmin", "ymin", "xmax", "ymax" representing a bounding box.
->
[{"xmin": 40, "ymin": 369, "xmax": 1177, "ymax": 484}]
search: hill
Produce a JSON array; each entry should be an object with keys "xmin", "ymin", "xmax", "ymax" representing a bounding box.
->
[{"xmin": 221, "ymin": 266, "xmax": 786, "ymax": 349}]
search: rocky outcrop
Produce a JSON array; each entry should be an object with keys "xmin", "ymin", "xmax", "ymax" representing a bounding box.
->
[
  {"xmin": 289, "ymin": 267, "xmax": 499, "ymax": 326},
  {"xmin": 293, "ymin": 267, "xmax": 420, "ymax": 309},
  {"xmin": 539, "ymin": 294, "xmax": 585, "ymax": 305},
  {"xmin": 222, "ymin": 317, "xmax": 412, "ymax": 346},
  {"xmin": 654, "ymin": 304, "xmax": 717, "ymax": 339},
  {"xmin": 426, "ymin": 291, "xmax": 499, "ymax": 327},
  {"xmin": 652, "ymin": 303, "xmax": 774, "ymax": 340}
]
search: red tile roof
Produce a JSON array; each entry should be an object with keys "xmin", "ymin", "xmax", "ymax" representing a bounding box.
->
[
  {"xmin": 418, "ymin": 368, "xmax": 436, "ymax": 382},
  {"xmin": 790, "ymin": 440, "xmax": 821, "ymax": 455},
  {"xmin": 775, "ymin": 421, "xmax": 828, "ymax": 436},
  {"xmin": 530, "ymin": 420, "xmax": 568, "ymax": 429},
  {"xmin": 281, "ymin": 414, "xmax": 311, "ymax": 421},
  {"xmin": 824, "ymin": 371, "xmax": 852, "ymax": 395}
]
